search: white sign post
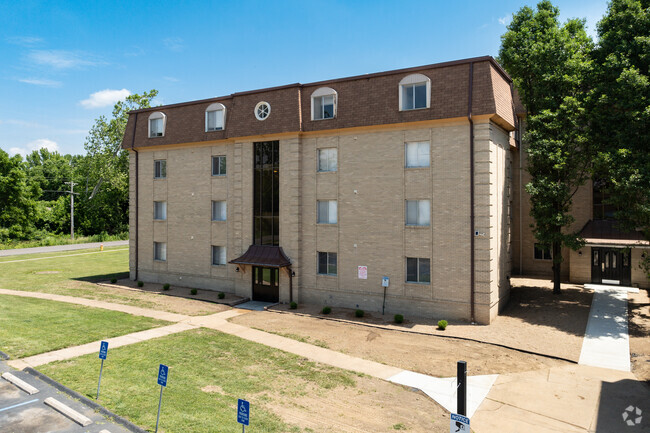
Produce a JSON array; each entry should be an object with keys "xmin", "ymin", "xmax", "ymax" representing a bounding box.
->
[{"xmin": 450, "ymin": 413, "xmax": 470, "ymax": 432}]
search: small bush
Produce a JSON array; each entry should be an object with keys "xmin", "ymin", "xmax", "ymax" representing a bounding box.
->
[
  {"xmin": 437, "ymin": 319, "xmax": 448, "ymax": 330},
  {"xmin": 289, "ymin": 301, "xmax": 297, "ymax": 309},
  {"xmin": 110, "ymin": 278, "xmax": 117, "ymax": 284},
  {"xmin": 322, "ymin": 306, "xmax": 331, "ymax": 314},
  {"xmin": 355, "ymin": 309, "xmax": 364, "ymax": 318},
  {"xmin": 190, "ymin": 288, "xmax": 198, "ymax": 295},
  {"xmin": 163, "ymin": 283, "xmax": 170, "ymax": 291},
  {"xmin": 218, "ymin": 292, "xmax": 225, "ymax": 299},
  {"xmin": 394, "ymin": 314, "xmax": 404, "ymax": 324},
  {"xmin": 137, "ymin": 281, "xmax": 144, "ymax": 287}
]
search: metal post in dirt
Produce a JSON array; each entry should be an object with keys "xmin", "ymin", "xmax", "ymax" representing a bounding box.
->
[{"xmin": 457, "ymin": 361, "xmax": 467, "ymax": 416}]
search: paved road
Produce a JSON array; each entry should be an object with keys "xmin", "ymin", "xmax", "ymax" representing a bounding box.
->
[{"xmin": 0, "ymin": 241, "xmax": 128, "ymax": 258}]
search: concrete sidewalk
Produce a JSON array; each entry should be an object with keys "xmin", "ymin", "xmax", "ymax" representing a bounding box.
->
[{"xmin": 0, "ymin": 240, "xmax": 128, "ymax": 257}]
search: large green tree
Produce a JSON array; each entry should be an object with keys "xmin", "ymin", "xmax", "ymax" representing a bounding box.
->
[
  {"xmin": 0, "ymin": 149, "xmax": 39, "ymax": 240},
  {"xmin": 499, "ymin": 1, "xmax": 593, "ymax": 293}
]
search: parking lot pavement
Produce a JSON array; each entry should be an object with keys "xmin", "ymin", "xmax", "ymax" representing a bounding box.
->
[{"xmin": 0, "ymin": 360, "xmax": 134, "ymax": 433}]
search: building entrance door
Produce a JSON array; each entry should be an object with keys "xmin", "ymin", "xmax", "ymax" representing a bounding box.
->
[
  {"xmin": 591, "ymin": 248, "xmax": 631, "ymax": 286},
  {"xmin": 252, "ymin": 266, "xmax": 279, "ymax": 302}
]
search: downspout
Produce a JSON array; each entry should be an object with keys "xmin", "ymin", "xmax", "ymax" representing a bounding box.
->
[
  {"xmin": 130, "ymin": 113, "xmax": 139, "ymax": 281},
  {"xmin": 468, "ymin": 62, "xmax": 475, "ymax": 324},
  {"xmin": 518, "ymin": 118, "xmax": 523, "ymax": 275}
]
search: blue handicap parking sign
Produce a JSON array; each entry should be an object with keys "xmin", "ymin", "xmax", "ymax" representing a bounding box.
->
[
  {"xmin": 99, "ymin": 341, "xmax": 108, "ymax": 360},
  {"xmin": 157, "ymin": 364, "xmax": 169, "ymax": 387},
  {"xmin": 237, "ymin": 399, "xmax": 250, "ymax": 426}
]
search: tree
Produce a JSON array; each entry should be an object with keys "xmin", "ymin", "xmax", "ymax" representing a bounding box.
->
[
  {"xmin": 499, "ymin": 1, "xmax": 593, "ymax": 293},
  {"xmin": 74, "ymin": 90, "xmax": 158, "ymax": 235},
  {"xmin": 0, "ymin": 149, "xmax": 39, "ymax": 240}
]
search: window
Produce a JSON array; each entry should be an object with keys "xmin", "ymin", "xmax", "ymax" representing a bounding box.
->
[
  {"xmin": 405, "ymin": 200, "xmax": 430, "ymax": 226},
  {"xmin": 534, "ymin": 244, "xmax": 552, "ymax": 260},
  {"xmin": 405, "ymin": 141, "xmax": 430, "ymax": 168},
  {"xmin": 406, "ymin": 257, "xmax": 430, "ymax": 283},
  {"xmin": 148, "ymin": 112, "xmax": 166, "ymax": 137},
  {"xmin": 205, "ymin": 103, "xmax": 226, "ymax": 131},
  {"xmin": 154, "ymin": 160, "xmax": 167, "ymax": 179},
  {"xmin": 318, "ymin": 252, "xmax": 337, "ymax": 275},
  {"xmin": 212, "ymin": 245, "xmax": 226, "ymax": 266},
  {"xmin": 212, "ymin": 156, "xmax": 226, "ymax": 176},
  {"xmin": 253, "ymin": 141, "xmax": 280, "ymax": 246},
  {"xmin": 399, "ymin": 74, "xmax": 431, "ymax": 111},
  {"xmin": 318, "ymin": 148, "xmax": 337, "ymax": 172},
  {"xmin": 212, "ymin": 200, "xmax": 226, "ymax": 221},
  {"xmin": 154, "ymin": 242, "xmax": 167, "ymax": 261},
  {"xmin": 153, "ymin": 201, "xmax": 167, "ymax": 220},
  {"xmin": 317, "ymin": 200, "xmax": 337, "ymax": 224},
  {"xmin": 254, "ymin": 101, "xmax": 270, "ymax": 120},
  {"xmin": 311, "ymin": 87, "xmax": 337, "ymax": 120}
]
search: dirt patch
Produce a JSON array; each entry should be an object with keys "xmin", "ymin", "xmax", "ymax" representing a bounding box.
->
[
  {"xmin": 201, "ymin": 385, "xmax": 225, "ymax": 394},
  {"xmin": 34, "ymin": 271, "xmax": 60, "ymax": 275},
  {"xmin": 102, "ymin": 279, "xmax": 244, "ymax": 306},
  {"xmin": 629, "ymin": 288, "xmax": 650, "ymax": 385}
]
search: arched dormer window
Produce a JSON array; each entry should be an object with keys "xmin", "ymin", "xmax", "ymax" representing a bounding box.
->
[
  {"xmin": 205, "ymin": 102, "xmax": 226, "ymax": 131},
  {"xmin": 311, "ymin": 87, "xmax": 337, "ymax": 120},
  {"xmin": 399, "ymin": 74, "xmax": 431, "ymax": 111},
  {"xmin": 148, "ymin": 112, "xmax": 166, "ymax": 137}
]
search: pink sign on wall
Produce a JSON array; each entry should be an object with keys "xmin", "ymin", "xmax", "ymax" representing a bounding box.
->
[{"xmin": 357, "ymin": 266, "xmax": 368, "ymax": 280}]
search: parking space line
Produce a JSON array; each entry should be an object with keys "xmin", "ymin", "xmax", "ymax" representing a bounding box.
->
[{"xmin": 0, "ymin": 398, "xmax": 39, "ymax": 413}]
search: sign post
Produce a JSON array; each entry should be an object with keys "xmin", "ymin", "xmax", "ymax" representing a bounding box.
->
[
  {"xmin": 155, "ymin": 364, "xmax": 168, "ymax": 433},
  {"xmin": 457, "ymin": 361, "xmax": 467, "ymax": 416},
  {"xmin": 381, "ymin": 277, "xmax": 390, "ymax": 314},
  {"xmin": 237, "ymin": 398, "xmax": 250, "ymax": 432},
  {"xmin": 450, "ymin": 413, "xmax": 470, "ymax": 432},
  {"xmin": 96, "ymin": 341, "xmax": 108, "ymax": 400}
]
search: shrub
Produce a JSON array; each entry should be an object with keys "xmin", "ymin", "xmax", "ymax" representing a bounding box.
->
[
  {"xmin": 218, "ymin": 292, "xmax": 225, "ymax": 299},
  {"xmin": 289, "ymin": 301, "xmax": 297, "ymax": 309},
  {"xmin": 190, "ymin": 288, "xmax": 198, "ymax": 295},
  {"xmin": 322, "ymin": 306, "xmax": 331, "ymax": 314},
  {"xmin": 137, "ymin": 281, "xmax": 144, "ymax": 287},
  {"xmin": 437, "ymin": 319, "xmax": 448, "ymax": 330},
  {"xmin": 110, "ymin": 278, "xmax": 117, "ymax": 284},
  {"xmin": 394, "ymin": 314, "xmax": 404, "ymax": 324},
  {"xmin": 163, "ymin": 283, "xmax": 170, "ymax": 291},
  {"xmin": 355, "ymin": 309, "xmax": 364, "ymax": 318}
]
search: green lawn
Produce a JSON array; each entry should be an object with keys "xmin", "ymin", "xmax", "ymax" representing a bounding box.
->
[
  {"xmin": 0, "ymin": 294, "xmax": 169, "ymax": 358},
  {"xmin": 40, "ymin": 328, "xmax": 358, "ymax": 433}
]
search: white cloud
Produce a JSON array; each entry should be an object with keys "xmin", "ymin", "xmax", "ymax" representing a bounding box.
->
[
  {"xmin": 28, "ymin": 50, "xmax": 102, "ymax": 69},
  {"xmin": 498, "ymin": 15, "xmax": 511, "ymax": 26},
  {"xmin": 163, "ymin": 76, "xmax": 180, "ymax": 82},
  {"xmin": 18, "ymin": 78, "xmax": 63, "ymax": 87},
  {"xmin": 80, "ymin": 88, "xmax": 131, "ymax": 109},
  {"xmin": 6, "ymin": 36, "xmax": 43, "ymax": 46},
  {"xmin": 0, "ymin": 119, "xmax": 44, "ymax": 128},
  {"xmin": 9, "ymin": 139, "xmax": 59, "ymax": 157},
  {"xmin": 163, "ymin": 37, "xmax": 184, "ymax": 52}
]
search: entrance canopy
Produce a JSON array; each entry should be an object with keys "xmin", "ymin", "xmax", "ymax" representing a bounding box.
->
[
  {"xmin": 579, "ymin": 220, "xmax": 650, "ymax": 247},
  {"xmin": 229, "ymin": 245, "xmax": 292, "ymax": 268}
]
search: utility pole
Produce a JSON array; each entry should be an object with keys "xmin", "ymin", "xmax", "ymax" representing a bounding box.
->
[{"xmin": 64, "ymin": 182, "xmax": 78, "ymax": 240}]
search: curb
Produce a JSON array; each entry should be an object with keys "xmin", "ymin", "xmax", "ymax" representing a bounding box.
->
[
  {"xmin": 0, "ymin": 350, "xmax": 10, "ymax": 360},
  {"xmin": 24, "ymin": 367, "xmax": 147, "ymax": 433}
]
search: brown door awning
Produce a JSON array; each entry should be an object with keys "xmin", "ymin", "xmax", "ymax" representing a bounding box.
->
[
  {"xmin": 229, "ymin": 245, "xmax": 292, "ymax": 268},
  {"xmin": 579, "ymin": 219, "xmax": 650, "ymax": 247}
]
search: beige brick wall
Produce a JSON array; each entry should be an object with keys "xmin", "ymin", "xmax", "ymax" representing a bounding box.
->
[{"xmin": 632, "ymin": 249, "xmax": 650, "ymax": 289}]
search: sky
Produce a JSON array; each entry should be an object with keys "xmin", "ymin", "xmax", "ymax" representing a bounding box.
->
[{"xmin": 0, "ymin": 0, "xmax": 609, "ymax": 157}]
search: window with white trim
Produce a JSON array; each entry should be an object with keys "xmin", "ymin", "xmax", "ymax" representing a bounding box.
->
[
  {"xmin": 405, "ymin": 200, "xmax": 430, "ymax": 226},
  {"xmin": 399, "ymin": 74, "xmax": 431, "ymax": 111},
  {"xmin": 311, "ymin": 87, "xmax": 337, "ymax": 120},
  {"xmin": 205, "ymin": 103, "xmax": 225, "ymax": 131},
  {"xmin": 406, "ymin": 257, "xmax": 430, "ymax": 283},
  {"xmin": 254, "ymin": 101, "xmax": 270, "ymax": 120},
  {"xmin": 212, "ymin": 201, "xmax": 226, "ymax": 221},
  {"xmin": 212, "ymin": 155, "xmax": 226, "ymax": 176},
  {"xmin": 318, "ymin": 252, "xmax": 337, "ymax": 275},
  {"xmin": 153, "ymin": 201, "xmax": 167, "ymax": 220},
  {"xmin": 148, "ymin": 112, "xmax": 166, "ymax": 137},
  {"xmin": 318, "ymin": 148, "xmax": 337, "ymax": 172},
  {"xmin": 154, "ymin": 160, "xmax": 167, "ymax": 179},
  {"xmin": 405, "ymin": 141, "xmax": 430, "ymax": 168},
  {"xmin": 212, "ymin": 245, "xmax": 226, "ymax": 265},
  {"xmin": 154, "ymin": 242, "xmax": 167, "ymax": 261},
  {"xmin": 317, "ymin": 200, "xmax": 337, "ymax": 224}
]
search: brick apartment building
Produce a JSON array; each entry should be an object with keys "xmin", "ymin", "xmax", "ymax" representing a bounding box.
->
[{"xmin": 121, "ymin": 55, "xmax": 648, "ymax": 325}]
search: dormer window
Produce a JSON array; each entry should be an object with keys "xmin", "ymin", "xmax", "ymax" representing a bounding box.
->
[
  {"xmin": 311, "ymin": 87, "xmax": 337, "ymax": 120},
  {"xmin": 148, "ymin": 112, "xmax": 166, "ymax": 137},
  {"xmin": 205, "ymin": 103, "xmax": 226, "ymax": 131},
  {"xmin": 399, "ymin": 74, "xmax": 431, "ymax": 111}
]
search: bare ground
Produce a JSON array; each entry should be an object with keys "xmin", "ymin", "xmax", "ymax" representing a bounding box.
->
[{"xmin": 629, "ymin": 287, "xmax": 650, "ymax": 385}]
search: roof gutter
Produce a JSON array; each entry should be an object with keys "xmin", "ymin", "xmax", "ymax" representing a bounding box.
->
[
  {"xmin": 130, "ymin": 113, "xmax": 139, "ymax": 281},
  {"xmin": 468, "ymin": 62, "xmax": 476, "ymax": 324}
]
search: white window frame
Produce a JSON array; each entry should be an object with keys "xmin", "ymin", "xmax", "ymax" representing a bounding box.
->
[
  {"xmin": 154, "ymin": 242, "xmax": 167, "ymax": 261},
  {"xmin": 211, "ymin": 200, "xmax": 227, "ymax": 221},
  {"xmin": 212, "ymin": 155, "xmax": 226, "ymax": 176},
  {"xmin": 317, "ymin": 251, "xmax": 338, "ymax": 276},
  {"xmin": 405, "ymin": 200, "xmax": 430, "ymax": 226},
  {"xmin": 406, "ymin": 257, "xmax": 431, "ymax": 283},
  {"xmin": 212, "ymin": 245, "xmax": 226, "ymax": 266},
  {"xmin": 317, "ymin": 200, "xmax": 337, "ymax": 224},
  {"xmin": 148, "ymin": 112, "xmax": 167, "ymax": 137},
  {"xmin": 254, "ymin": 101, "xmax": 271, "ymax": 121},
  {"xmin": 399, "ymin": 74, "xmax": 431, "ymax": 111},
  {"xmin": 405, "ymin": 141, "xmax": 430, "ymax": 168},
  {"xmin": 153, "ymin": 201, "xmax": 167, "ymax": 220},
  {"xmin": 317, "ymin": 148, "xmax": 337, "ymax": 172},
  {"xmin": 154, "ymin": 160, "xmax": 167, "ymax": 179},
  {"xmin": 311, "ymin": 87, "xmax": 337, "ymax": 120},
  {"xmin": 205, "ymin": 103, "xmax": 226, "ymax": 131}
]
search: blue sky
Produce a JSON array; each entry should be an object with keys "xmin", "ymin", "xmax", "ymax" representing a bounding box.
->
[{"xmin": 0, "ymin": 0, "xmax": 608, "ymax": 157}]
